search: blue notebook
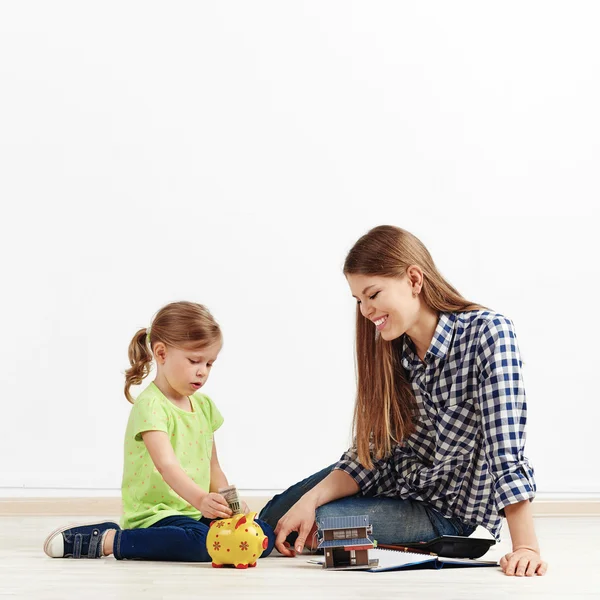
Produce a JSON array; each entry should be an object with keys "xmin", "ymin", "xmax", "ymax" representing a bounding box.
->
[{"xmin": 309, "ymin": 547, "xmax": 498, "ymax": 572}]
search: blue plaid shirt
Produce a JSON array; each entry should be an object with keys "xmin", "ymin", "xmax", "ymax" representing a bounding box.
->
[{"xmin": 334, "ymin": 311, "xmax": 536, "ymax": 541}]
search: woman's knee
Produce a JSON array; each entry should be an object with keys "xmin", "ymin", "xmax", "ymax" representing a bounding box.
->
[
  {"xmin": 259, "ymin": 464, "xmax": 336, "ymax": 527},
  {"xmin": 255, "ymin": 518, "xmax": 275, "ymax": 558}
]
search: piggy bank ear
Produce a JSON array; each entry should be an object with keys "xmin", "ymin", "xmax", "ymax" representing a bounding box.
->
[{"xmin": 210, "ymin": 520, "xmax": 217, "ymax": 527}]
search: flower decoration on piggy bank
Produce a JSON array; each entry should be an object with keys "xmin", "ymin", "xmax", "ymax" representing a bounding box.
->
[{"xmin": 207, "ymin": 512, "xmax": 268, "ymax": 569}]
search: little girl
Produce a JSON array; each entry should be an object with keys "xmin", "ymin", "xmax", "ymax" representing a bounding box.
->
[{"xmin": 44, "ymin": 301, "xmax": 275, "ymax": 562}]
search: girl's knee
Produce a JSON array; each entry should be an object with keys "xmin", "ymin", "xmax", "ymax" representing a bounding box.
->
[{"xmin": 181, "ymin": 526, "xmax": 212, "ymax": 562}]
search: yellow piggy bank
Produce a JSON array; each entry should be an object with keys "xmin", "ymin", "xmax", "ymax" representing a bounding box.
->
[{"xmin": 207, "ymin": 512, "xmax": 268, "ymax": 569}]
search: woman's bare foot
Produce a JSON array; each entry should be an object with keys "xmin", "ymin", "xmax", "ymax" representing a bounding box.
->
[{"xmin": 303, "ymin": 522, "xmax": 319, "ymax": 551}]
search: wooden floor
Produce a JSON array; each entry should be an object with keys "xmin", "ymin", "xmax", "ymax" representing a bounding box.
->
[{"xmin": 0, "ymin": 516, "xmax": 598, "ymax": 599}]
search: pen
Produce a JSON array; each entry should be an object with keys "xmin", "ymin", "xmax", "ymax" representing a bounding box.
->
[{"xmin": 377, "ymin": 544, "xmax": 437, "ymax": 556}]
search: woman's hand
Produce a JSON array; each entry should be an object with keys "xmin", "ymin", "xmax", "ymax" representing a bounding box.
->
[
  {"xmin": 198, "ymin": 492, "xmax": 233, "ymax": 520},
  {"xmin": 502, "ymin": 502, "xmax": 547, "ymax": 576},
  {"xmin": 499, "ymin": 547, "xmax": 548, "ymax": 576},
  {"xmin": 241, "ymin": 499, "xmax": 250, "ymax": 514},
  {"xmin": 274, "ymin": 496, "xmax": 318, "ymax": 556}
]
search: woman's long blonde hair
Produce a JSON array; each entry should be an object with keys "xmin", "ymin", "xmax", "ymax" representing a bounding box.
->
[
  {"xmin": 344, "ymin": 226, "xmax": 483, "ymax": 468},
  {"xmin": 124, "ymin": 301, "xmax": 222, "ymax": 403}
]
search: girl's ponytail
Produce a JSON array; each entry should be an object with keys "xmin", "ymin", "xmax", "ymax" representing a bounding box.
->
[{"xmin": 124, "ymin": 327, "xmax": 153, "ymax": 403}]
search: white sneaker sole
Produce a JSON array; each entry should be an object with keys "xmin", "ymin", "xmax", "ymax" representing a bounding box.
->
[{"xmin": 43, "ymin": 520, "xmax": 120, "ymax": 558}]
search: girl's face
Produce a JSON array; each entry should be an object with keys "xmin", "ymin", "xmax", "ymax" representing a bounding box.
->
[
  {"xmin": 346, "ymin": 272, "xmax": 420, "ymax": 341},
  {"xmin": 155, "ymin": 340, "xmax": 222, "ymax": 399}
]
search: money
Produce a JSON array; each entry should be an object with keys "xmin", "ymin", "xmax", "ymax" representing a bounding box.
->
[{"xmin": 218, "ymin": 484, "xmax": 242, "ymax": 515}]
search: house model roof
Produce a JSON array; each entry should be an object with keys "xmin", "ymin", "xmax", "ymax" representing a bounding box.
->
[{"xmin": 316, "ymin": 515, "xmax": 371, "ymax": 531}]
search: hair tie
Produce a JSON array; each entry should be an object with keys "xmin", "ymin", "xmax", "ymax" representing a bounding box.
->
[{"xmin": 146, "ymin": 327, "xmax": 151, "ymax": 346}]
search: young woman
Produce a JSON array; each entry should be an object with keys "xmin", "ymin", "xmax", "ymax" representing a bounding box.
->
[{"xmin": 259, "ymin": 225, "xmax": 546, "ymax": 577}]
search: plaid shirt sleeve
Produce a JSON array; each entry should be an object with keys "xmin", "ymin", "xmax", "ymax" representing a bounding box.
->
[
  {"xmin": 476, "ymin": 316, "xmax": 536, "ymax": 514},
  {"xmin": 333, "ymin": 446, "xmax": 396, "ymax": 496}
]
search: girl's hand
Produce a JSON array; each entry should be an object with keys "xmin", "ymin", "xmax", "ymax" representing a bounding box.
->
[
  {"xmin": 274, "ymin": 496, "xmax": 318, "ymax": 556},
  {"xmin": 500, "ymin": 547, "xmax": 548, "ymax": 576},
  {"xmin": 199, "ymin": 492, "xmax": 232, "ymax": 519}
]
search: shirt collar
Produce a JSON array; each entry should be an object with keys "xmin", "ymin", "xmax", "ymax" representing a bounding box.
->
[{"xmin": 400, "ymin": 312, "xmax": 456, "ymax": 370}]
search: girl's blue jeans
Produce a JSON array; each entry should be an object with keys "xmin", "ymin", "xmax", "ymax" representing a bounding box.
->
[
  {"xmin": 258, "ymin": 464, "xmax": 477, "ymax": 546},
  {"xmin": 113, "ymin": 516, "xmax": 275, "ymax": 562}
]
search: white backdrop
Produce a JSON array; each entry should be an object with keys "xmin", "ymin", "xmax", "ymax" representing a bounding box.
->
[{"xmin": 1, "ymin": 1, "xmax": 598, "ymax": 496}]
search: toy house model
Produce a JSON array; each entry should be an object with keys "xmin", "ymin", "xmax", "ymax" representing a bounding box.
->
[{"xmin": 316, "ymin": 515, "xmax": 378, "ymax": 570}]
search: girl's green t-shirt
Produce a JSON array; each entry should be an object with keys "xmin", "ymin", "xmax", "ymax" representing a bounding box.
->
[{"xmin": 121, "ymin": 382, "xmax": 224, "ymax": 529}]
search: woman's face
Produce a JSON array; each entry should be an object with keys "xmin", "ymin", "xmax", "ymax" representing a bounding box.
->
[{"xmin": 346, "ymin": 272, "xmax": 420, "ymax": 341}]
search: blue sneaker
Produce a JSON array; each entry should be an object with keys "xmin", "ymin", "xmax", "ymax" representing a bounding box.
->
[{"xmin": 43, "ymin": 521, "xmax": 121, "ymax": 558}]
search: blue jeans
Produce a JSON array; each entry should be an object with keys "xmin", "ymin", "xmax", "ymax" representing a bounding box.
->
[
  {"xmin": 259, "ymin": 465, "xmax": 476, "ymax": 546},
  {"xmin": 113, "ymin": 515, "xmax": 275, "ymax": 562}
]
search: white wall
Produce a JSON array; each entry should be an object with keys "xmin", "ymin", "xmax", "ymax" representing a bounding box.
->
[{"xmin": 1, "ymin": 1, "xmax": 598, "ymax": 496}]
